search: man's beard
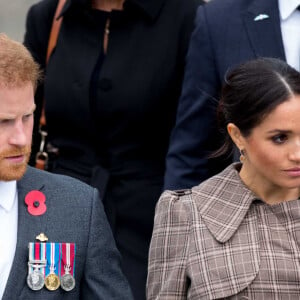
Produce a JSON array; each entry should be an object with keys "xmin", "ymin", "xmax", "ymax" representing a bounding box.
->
[{"xmin": 0, "ymin": 146, "xmax": 31, "ymax": 181}]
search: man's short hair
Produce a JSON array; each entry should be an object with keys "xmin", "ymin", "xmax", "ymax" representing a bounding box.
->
[{"xmin": 0, "ymin": 33, "xmax": 41, "ymax": 90}]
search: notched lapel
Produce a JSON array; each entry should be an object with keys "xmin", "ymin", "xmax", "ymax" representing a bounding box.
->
[
  {"xmin": 242, "ymin": 0, "xmax": 285, "ymax": 60},
  {"xmin": 3, "ymin": 167, "xmax": 48, "ymax": 299}
]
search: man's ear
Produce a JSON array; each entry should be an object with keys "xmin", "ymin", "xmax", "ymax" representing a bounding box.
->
[{"xmin": 227, "ymin": 123, "xmax": 245, "ymax": 150}]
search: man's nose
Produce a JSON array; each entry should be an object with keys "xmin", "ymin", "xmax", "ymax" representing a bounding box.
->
[{"xmin": 8, "ymin": 121, "xmax": 27, "ymax": 146}]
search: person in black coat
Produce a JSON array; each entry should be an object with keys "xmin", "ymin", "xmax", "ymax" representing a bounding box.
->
[{"xmin": 24, "ymin": 0, "xmax": 202, "ymax": 298}]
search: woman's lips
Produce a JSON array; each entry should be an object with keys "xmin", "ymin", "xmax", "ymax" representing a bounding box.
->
[{"xmin": 284, "ymin": 168, "xmax": 300, "ymax": 177}]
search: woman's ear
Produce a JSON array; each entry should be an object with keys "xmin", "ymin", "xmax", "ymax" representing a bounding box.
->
[{"xmin": 227, "ymin": 123, "xmax": 245, "ymax": 150}]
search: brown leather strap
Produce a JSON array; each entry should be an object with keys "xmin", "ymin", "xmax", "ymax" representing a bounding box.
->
[
  {"xmin": 46, "ymin": 0, "xmax": 66, "ymax": 64},
  {"xmin": 40, "ymin": 0, "xmax": 66, "ymax": 127},
  {"xmin": 35, "ymin": 0, "xmax": 66, "ymax": 170}
]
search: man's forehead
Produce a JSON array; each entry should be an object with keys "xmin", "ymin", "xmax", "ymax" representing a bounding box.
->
[
  {"xmin": 0, "ymin": 83, "xmax": 35, "ymax": 115},
  {"xmin": 0, "ymin": 103, "xmax": 36, "ymax": 116}
]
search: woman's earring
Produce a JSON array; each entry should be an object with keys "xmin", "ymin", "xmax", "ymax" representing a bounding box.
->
[{"xmin": 239, "ymin": 149, "xmax": 245, "ymax": 163}]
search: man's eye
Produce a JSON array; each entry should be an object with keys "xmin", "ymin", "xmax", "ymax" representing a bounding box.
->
[
  {"xmin": 23, "ymin": 114, "xmax": 33, "ymax": 120},
  {"xmin": 0, "ymin": 119, "xmax": 12, "ymax": 124}
]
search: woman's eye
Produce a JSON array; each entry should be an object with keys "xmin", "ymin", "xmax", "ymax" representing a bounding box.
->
[{"xmin": 272, "ymin": 134, "xmax": 287, "ymax": 144}]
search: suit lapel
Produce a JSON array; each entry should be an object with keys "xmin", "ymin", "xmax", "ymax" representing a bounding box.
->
[
  {"xmin": 242, "ymin": 0, "xmax": 286, "ymax": 60},
  {"xmin": 3, "ymin": 167, "xmax": 48, "ymax": 298}
]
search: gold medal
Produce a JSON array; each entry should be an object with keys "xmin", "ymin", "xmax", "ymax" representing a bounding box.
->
[
  {"xmin": 45, "ymin": 242, "xmax": 60, "ymax": 291},
  {"xmin": 45, "ymin": 273, "xmax": 60, "ymax": 291}
]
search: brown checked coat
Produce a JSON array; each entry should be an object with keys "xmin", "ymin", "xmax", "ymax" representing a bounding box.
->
[{"xmin": 147, "ymin": 163, "xmax": 300, "ymax": 299}]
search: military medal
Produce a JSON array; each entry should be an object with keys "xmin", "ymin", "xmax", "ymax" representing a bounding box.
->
[
  {"xmin": 27, "ymin": 266, "xmax": 45, "ymax": 291},
  {"xmin": 61, "ymin": 273, "xmax": 75, "ymax": 291},
  {"xmin": 45, "ymin": 273, "xmax": 60, "ymax": 291},
  {"xmin": 61, "ymin": 243, "xmax": 76, "ymax": 291},
  {"xmin": 27, "ymin": 243, "xmax": 46, "ymax": 291},
  {"xmin": 45, "ymin": 243, "xmax": 61, "ymax": 291}
]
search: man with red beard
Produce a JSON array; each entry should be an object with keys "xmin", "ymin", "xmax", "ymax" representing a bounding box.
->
[{"xmin": 0, "ymin": 34, "xmax": 132, "ymax": 300}]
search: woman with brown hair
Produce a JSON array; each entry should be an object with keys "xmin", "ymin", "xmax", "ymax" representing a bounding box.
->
[{"xmin": 148, "ymin": 58, "xmax": 300, "ymax": 299}]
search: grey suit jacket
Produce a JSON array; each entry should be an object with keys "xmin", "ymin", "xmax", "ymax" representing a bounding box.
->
[{"xmin": 2, "ymin": 166, "xmax": 133, "ymax": 299}]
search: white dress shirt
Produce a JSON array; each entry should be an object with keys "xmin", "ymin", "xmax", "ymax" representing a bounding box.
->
[
  {"xmin": 0, "ymin": 181, "xmax": 18, "ymax": 299},
  {"xmin": 279, "ymin": 0, "xmax": 300, "ymax": 70}
]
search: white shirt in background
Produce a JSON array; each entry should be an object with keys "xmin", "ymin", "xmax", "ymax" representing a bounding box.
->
[{"xmin": 279, "ymin": 0, "xmax": 300, "ymax": 70}]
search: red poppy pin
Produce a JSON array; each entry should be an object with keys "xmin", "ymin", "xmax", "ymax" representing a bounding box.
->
[{"xmin": 25, "ymin": 190, "xmax": 47, "ymax": 216}]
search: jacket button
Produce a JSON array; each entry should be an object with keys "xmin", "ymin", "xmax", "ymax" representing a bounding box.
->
[{"xmin": 99, "ymin": 78, "xmax": 112, "ymax": 91}]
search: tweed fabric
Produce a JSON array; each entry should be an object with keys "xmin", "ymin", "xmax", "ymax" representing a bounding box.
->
[{"xmin": 147, "ymin": 163, "xmax": 300, "ymax": 299}]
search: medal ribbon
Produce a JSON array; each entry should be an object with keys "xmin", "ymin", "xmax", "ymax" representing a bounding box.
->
[
  {"xmin": 61, "ymin": 243, "xmax": 75, "ymax": 276},
  {"xmin": 45, "ymin": 242, "xmax": 61, "ymax": 276},
  {"xmin": 40, "ymin": 243, "xmax": 46, "ymax": 276},
  {"xmin": 28, "ymin": 242, "xmax": 34, "ymax": 274},
  {"xmin": 35, "ymin": 242, "xmax": 46, "ymax": 276},
  {"xmin": 28, "ymin": 243, "xmax": 46, "ymax": 275},
  {"xmin": 28, "ymin": 243, "xmax": 34, "ymax": 274}
]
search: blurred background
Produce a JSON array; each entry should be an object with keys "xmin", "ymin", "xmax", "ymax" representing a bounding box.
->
[{"xmin": 0, "ymin": 0, "xmax": 39, "ymax": 42}]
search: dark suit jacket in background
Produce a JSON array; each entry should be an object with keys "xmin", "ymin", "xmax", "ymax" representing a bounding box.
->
[
  {"xmin": 2, "ymin": 166, "xmax": 133, "ymax": 299},
  {"xmin": 164, "ymin": 0, "xmax": 286, "ymax": 190}
]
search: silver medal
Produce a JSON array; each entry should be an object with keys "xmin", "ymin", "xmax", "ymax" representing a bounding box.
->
[
  {"xmin": 27, "ymin": 242, "xmax": 47, "ymax": 291},
  {"xmin": 61, "ymin": 273, "xmax": 76, "ymax": 291},
  {"xmin": 61, "ymin": 243, "xmax": 76, "ymax": 291},
  {"xmin": 27, "ymin": 268, "xmax": 45, "ymax": 290}
]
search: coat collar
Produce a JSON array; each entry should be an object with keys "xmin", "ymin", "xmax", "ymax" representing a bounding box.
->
[
  {"xmin": 60, "ymin": 0, "xmax": 166, "ymax": 20},
  {"xmin": 192, "ymin": 163, "xmax": 258, "ymax": 243}
]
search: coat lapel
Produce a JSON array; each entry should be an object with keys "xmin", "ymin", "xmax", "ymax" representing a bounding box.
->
[
  {"xmin": 242, "ymin": 0, "xmax": 286, "ymax": 60},
  {"xmin": 3, "ymin": 167, "xmax": 48, "ymax": 299},
  {"xmin": 192, "ymin": 164, "xmax": 261, "ymax": 298}
]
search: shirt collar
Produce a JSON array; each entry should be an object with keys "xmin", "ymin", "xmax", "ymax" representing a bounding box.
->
[
  {"xmin": 0, "ymin": 181, "xmax": 17, "ymax": 212},
  {"xmin": 279, "ymin": 0, "xmax": 300, "ymax": 20},
  {"xmin": 192, "ymin": 163, "xmax": 258, "ymax": 243},
  {"xmin": 60, "ymin": 0, "xmax": 166, "ymax": 20}
]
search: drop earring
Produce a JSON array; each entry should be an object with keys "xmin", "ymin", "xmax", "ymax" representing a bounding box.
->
[{"xmin": 239, "ymin": 149, "xmax": 245, "ymax": 163}]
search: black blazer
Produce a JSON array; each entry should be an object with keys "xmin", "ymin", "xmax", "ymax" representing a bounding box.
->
[
  {"xmin": 164, "ymin": 0, "xmax": 286, "ymax": 190},
  {"xmin": 24, "ymin": 0, "xmax": 200, "ymax": 176}
]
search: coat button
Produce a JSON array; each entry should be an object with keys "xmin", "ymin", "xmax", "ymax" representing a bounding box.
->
[{"xmin": 99, "ymin": 78, "xmax": 112, "ymax": 91}]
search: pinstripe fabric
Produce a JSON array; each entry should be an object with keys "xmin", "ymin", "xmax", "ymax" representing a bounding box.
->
[{"xmin": 147, "ymin": 163, "xmax": 300, "ymax": 299}]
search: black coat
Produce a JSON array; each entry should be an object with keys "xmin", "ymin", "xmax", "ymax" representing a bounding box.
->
[{"xmin": 24, "ymin": 0, "xmax": 200, "ymax": 298}]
